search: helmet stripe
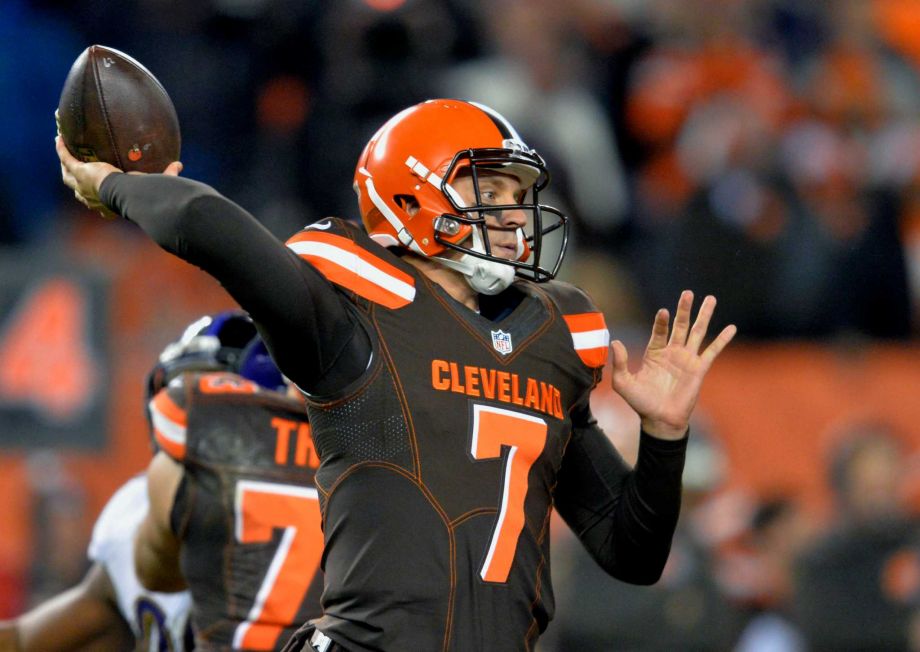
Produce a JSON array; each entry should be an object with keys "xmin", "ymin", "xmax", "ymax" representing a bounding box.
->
[
  {"xmin": 469, "ymin": 101, "xmax": 523, "ymax": 143},
  {"xmin": 363, "ymin": 177, "xmax": 426, "ymax": 254}
]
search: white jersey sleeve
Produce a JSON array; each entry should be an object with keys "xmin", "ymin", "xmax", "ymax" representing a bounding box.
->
[{"xmin": 88, "ymin": 474, "xmax": 193, "ymax": 651}]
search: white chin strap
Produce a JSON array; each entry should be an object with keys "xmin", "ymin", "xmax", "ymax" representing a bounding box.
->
[
  {"xmin": 433, "ymin": 227, "xmax": 521, "ymax": 296},
  {"xmin": 436, "ymin": 253, "xmax": 515, "ymax": 295}
]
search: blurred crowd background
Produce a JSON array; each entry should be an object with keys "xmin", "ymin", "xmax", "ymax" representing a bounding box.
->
[{"xmin": 2, "ymin": 0, "xmax": 920, "ymax": 649}]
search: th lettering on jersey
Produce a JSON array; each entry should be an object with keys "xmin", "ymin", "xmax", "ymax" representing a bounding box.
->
[{"xmin": 271, "ymin": 417, "xmax": 319, "ymax": 468}]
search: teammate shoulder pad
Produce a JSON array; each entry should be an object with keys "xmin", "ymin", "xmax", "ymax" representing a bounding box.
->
[
  {"xmin": 285, "ymin": 217, "xmax": 417, "ymax": 309},
  {"xmin": 149, "ymin": 370, "xmax": 269, "ymax": 460},
  {"xmin": 148, "ymin": 376, "xmax": 192, "ymax": 462},
  {"xmin": 540, "ymin": 280, "xmax": 609, "ymax": 369}
]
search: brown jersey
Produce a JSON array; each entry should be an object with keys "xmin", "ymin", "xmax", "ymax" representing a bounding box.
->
[
  {"xmin": 285, "ymin": 220, "xmax": 609, "ymax": 652},
  {"xmin": 149, "ymin": 371, "xmax": 322, "ymax": 651},
  {"xmin": 104, "ymin": 173, "xmax": 685, "ymax": 652}
]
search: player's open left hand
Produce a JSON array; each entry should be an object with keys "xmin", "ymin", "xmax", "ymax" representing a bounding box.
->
[
  {"xmin": 55, "ymin": 123, "xmax": 182, "ymax": 220},
  {"xmin": 610, "ymin": 290, "xmax": 736, "ymax": 441}
]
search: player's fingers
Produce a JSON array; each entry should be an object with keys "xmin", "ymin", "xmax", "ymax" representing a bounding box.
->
[
  {"xmin": 99, "ymin": 206, "xmax": 119, "ymax": 221},
  {"xmin": 700, "ymin": 324, "xmax": 738, "ymax": 368},
  {"xmin": 59, "ymin": 159, "xmax": 80, "ymax": 191},
  {"xmin": 667, "ymin": 290, "xmax": 694, "ymax": 347},
  {"xmin": 686, "ymin": 295, "xmax": 716, "ymax": 354},
  {"xmin": 646, "ymin": 308, "xmax": 670, "ymax": 352},
  {"xmin": 55, "ymin": 135, "xmax": 77, "ymax": 171},
  {"xmin": 610, "ymin": 340, "xmax": 629, "ymax": 373},
  {"xmin": 60, "ymin": 160, "xmax": 76, "ymax": 188},
  {"xmin": 73, "ymin": 189, "xmax": 91, "ymax": 208}
]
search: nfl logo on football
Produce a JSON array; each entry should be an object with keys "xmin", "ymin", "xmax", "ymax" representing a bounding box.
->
[{"xmin": 491, "ymin": 330, "xmax": 513, "ymax": 355}]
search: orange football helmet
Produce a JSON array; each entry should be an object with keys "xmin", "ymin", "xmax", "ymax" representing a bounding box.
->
[{"xmin": 354, "ymin": 99, "xmax": 568, "ymax": 294}]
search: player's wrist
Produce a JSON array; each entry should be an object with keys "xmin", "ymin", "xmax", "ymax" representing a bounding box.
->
[
  {"xmin": 94, "ymin": 165, "xmax": 120, "ymax": 190},
  {"xmin": 640, "ymin": 417, "xmax": 689, "ymax": 441}
]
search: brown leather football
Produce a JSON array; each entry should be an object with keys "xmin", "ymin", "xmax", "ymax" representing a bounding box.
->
[{"xmin": 57, "ymin": 45, "xmax": 181, "ymax": 173}]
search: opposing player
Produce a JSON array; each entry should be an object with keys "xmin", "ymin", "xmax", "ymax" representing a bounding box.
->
[
  {"xmin": 58, "ymin": 98, "xmax": 736, "ymax": 651},
  {"xmin": 135, "ymin": 311, "xmax": 323, "ymax": 651},
  {"xmin": 0, "ymin": 477, "xmax": 192, "ymax": 652}
]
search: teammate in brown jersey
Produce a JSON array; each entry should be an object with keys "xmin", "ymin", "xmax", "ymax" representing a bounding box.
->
[
  {"xmin": 58, "ymin": 99, "xmax": 736, "ymax": 652},
  {"xmin": 134, "ymin": 311, "xmax": 324, "ymax": 651}
]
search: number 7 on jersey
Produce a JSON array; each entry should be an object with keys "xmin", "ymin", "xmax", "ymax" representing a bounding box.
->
[
  {"xmin": 233, "ymin": 480, "xmax": 323, "ymax": 650},
  {"xmin": 470, "ymin": 404, "xmax": 548, "ymax": 584}
]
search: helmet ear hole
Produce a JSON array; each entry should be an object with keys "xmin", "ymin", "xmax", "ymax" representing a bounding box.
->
[{"xmin": 394, "ymin": 194, "xmax": 419, "ymax": 216}]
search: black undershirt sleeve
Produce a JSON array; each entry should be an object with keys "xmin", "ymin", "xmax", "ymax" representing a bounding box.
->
[
  {"xmin": 554, "ymin": 399, "xmax": 687, "ymax": 584},
  {"xmin": 100, "ymin": 172, "xmax": 372, "ymax": 395}
]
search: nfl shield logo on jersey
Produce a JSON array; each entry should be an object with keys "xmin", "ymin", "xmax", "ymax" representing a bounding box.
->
[{"xmin": 491, "ymin": 330, "xmax": 513, "ymax": 355}]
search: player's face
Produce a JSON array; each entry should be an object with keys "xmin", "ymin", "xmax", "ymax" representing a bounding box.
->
[{"xmin": 451, "ymin": 169, "xmax": 527, "ymax": 261}]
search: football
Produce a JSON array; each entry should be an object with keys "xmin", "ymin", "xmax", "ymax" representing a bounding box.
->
[{"xmin": 57, "ymin": 45, "xmax": 181, "ymax": 173}]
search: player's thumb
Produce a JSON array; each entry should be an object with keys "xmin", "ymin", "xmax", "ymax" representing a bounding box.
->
[{"xmin": 164, "ymin": 161, "xmax": 184, "ymax": 176}]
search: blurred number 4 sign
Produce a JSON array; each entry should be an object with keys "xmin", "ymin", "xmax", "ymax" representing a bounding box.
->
[{"xmin": 0, "ymin": 278, "xmax": 99, "ymax": 423}]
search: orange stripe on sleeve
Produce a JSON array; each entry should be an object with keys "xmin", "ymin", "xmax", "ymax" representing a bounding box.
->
[
  {"xmin": 563, "ymin": 312, "xmax": 609, "ymax": 368},
  {"xmin": 286, "ymin": 231, "xmax": 415, "ymax": 309},
  {"xmin": 563, "ymin": 312, "xmax": 607, "ymax": 333}
]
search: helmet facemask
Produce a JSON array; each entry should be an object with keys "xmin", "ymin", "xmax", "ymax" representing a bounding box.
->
[{"xmin": 429, "ymin": 147, "xmax": 569, "ymax": 294}]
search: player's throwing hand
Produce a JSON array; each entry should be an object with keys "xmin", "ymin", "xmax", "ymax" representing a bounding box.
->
[{"xmin": 55, "ymin": 129, "xmax": 182, "ymax": 219}]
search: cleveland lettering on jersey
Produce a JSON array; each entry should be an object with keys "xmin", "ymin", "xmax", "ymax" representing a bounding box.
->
[{"xmin": 430, "ymin": 359, "xmax": 564, "ymax": 420}]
